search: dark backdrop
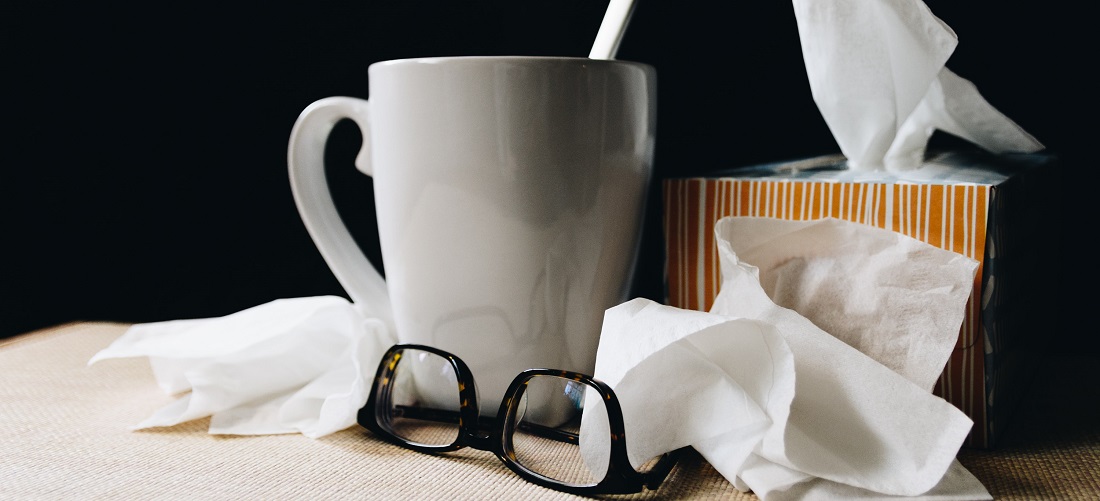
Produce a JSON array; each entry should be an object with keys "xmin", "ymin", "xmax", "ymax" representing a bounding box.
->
[{"xmin": 4, "ymin": 2, "xmax": 1086, "ymax": 351}]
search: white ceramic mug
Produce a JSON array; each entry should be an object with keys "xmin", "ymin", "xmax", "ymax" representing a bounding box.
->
[{"xmin": 288, "ymin": 56, "xmax": 656, "ymax": 414}]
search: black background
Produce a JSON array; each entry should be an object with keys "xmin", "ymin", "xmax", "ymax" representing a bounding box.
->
[{"xmin": 4, "ymin": 2, "xmax": 1088, "ymax": 351}]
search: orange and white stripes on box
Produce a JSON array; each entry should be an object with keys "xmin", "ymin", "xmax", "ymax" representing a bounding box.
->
[{"xmin": 662, "ymin": 177, "xmax": 992, "ymax": 448}]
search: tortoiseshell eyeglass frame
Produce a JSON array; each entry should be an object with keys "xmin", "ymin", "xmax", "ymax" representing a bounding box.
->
[{"xmin": 356, "ymin": 343, "xmax": 683, "ymax": 495}]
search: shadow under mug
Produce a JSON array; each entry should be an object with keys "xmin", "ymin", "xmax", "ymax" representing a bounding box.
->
[{"xmin": 288, "ymin": 56, "xmax": 657, "ymax": 417}]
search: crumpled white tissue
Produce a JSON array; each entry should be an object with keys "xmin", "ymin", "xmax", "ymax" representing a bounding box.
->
[
  {"xmin": 581, "ymin": 217, "xmax": 990, "ymax": 500},
  {"xmin": 87, "ymin": 216, "xmax": 990, "ymax": 498},
  {"xmin": 792, "ymin": 0, "xmax": 1044, "ymax": 171},
  {"xmin": 88, "ymin": 296, "xmax": 393, "ymax": 438}
]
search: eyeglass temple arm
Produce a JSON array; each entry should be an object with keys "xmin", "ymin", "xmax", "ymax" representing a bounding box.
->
[
  {"xmin": 641, "ymin": 446, "xmax": 687, "ymax": 490},
  {"xmin": 394, "ymin": 405, "xmax": 578, "ymax": 444}
]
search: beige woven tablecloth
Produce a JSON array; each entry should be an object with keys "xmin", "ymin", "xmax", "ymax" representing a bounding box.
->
[{"xmin": 2, "ymin": 322, "xmax": 1097, "ymax": 500}]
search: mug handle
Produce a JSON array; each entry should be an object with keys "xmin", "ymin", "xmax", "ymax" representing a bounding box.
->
[{"xmin": 287, "ymin": 96, "xmax": 394, "ymax": 330}]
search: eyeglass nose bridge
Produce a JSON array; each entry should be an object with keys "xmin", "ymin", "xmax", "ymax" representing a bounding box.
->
[
  {"xmin": 460, "ymin": 425, "xmax": 500, "ymax": 452},
  {"xmin": 457, "ymin": 373, "xmax": 533, "ymax": 455}
]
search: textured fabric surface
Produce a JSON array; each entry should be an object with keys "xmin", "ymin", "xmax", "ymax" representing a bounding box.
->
[
  {"xmin": 2, "ymin": 322, "xmax": 1097, "ymax": 500},
  {"xmin": 955, "ymin": 353, "xmax": 1100, "ymax": 500},
  {"xmin": 0, "ymin": 323, "xmax": 747, "ymax": 500}
]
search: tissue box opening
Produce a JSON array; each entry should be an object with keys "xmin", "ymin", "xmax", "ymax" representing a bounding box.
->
[{"xmin": 662, "ymin": 149, "xmax": 1059, "ymax": 449}]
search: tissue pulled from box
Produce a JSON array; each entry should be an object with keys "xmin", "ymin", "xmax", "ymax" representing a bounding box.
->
[
  {"xmin": 581, "ymin": 217, "xmax": 989, "ymax": 499},
  {"xmin": 792, "ymin": 0, "xmax": 1043, "ymax": 171}
]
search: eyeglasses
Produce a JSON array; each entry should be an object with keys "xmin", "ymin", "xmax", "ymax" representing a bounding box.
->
[{"xmin": 356, "ymin": 344, "xmax": 682, "ymax": 495}]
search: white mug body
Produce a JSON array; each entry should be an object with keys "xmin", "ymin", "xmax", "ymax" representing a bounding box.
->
[{"xmin": 291, "ymin": 56, "xmax": 656, "ymax": 415}]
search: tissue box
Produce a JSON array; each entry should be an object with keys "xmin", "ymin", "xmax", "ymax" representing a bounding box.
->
[{"xmin": 662, "ymin": 149, "xmax": 1058, "ymax": 449}]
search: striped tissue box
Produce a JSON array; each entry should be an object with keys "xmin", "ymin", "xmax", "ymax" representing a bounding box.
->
[{"xmin": 661, "ymin": 149, "xmax": 1058, "ymax": 449}]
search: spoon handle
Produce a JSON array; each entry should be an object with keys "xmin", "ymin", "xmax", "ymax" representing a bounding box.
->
[{"xmin": 589, "ymin": 0, "xmax": 637, "ymax": 60}]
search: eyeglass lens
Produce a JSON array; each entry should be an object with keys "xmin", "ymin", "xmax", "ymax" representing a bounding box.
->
[
  {"xmin": 387, "ymin": 348, "xmax": 463, "ymax": 447},
  {"xmin": 508, "ymin": 374, "xmax": 609, "ymax": 485}
]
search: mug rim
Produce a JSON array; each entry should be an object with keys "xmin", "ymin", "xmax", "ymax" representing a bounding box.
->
[{"xmin": 369, "ymin": 55, "xmax": 654, "ymax": 72}]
